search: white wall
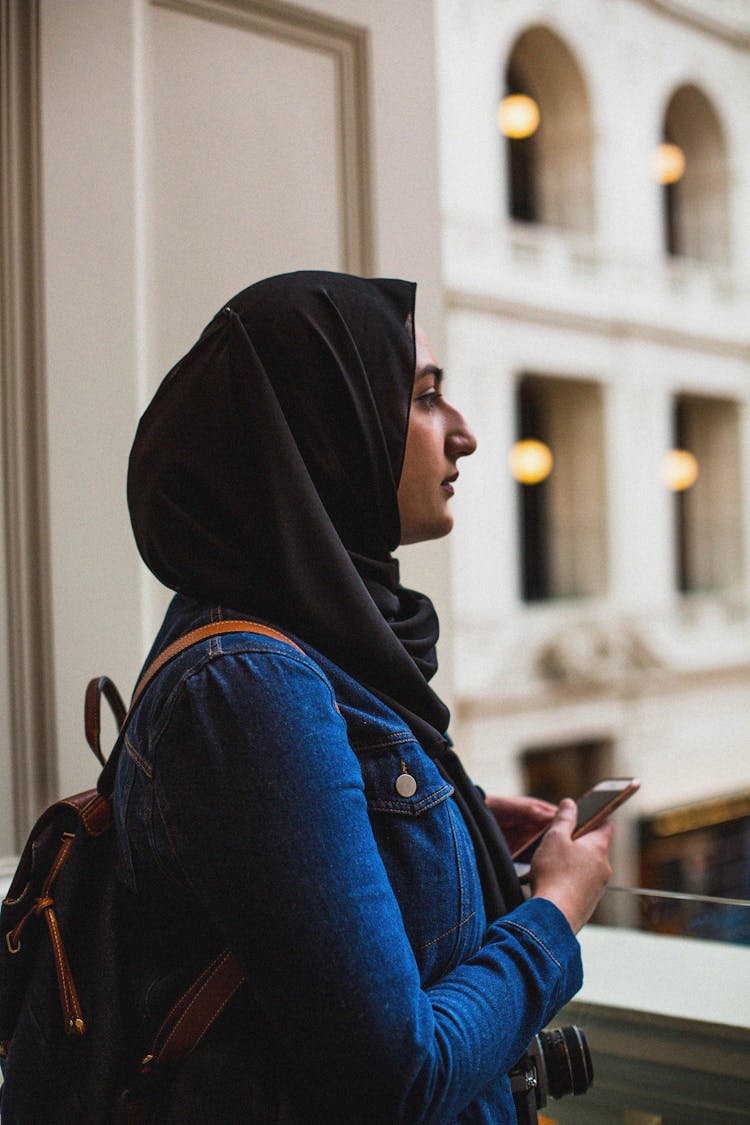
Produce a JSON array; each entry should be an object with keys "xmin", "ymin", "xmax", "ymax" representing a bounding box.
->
[{"xmin": 36, "ymin": 0, "xmax": 447, "ymax": 799}]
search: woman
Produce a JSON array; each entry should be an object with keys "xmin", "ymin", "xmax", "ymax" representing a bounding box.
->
[{"xmin": 122, "ymin": 270, "xmax": 612, "ymax": 1122}]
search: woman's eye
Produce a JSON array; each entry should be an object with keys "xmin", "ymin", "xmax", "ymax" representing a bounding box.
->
[{"xmin": 417, "ymin": 390, "xmax": 442, "ymax": 409}]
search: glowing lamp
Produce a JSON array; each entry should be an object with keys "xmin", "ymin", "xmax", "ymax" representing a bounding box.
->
[
  {"xmin": 653, "ymin": 142, "xmax": 686, "ymax": 185},
  {"xmin": 497, "ymin": 94, "xmax": 540, "ymax": 140},
  {"xmin": 662, "ymin": 448, "xmax": 699, "ymax": 491},
  {"xmin": 509, "ymin": 440, "xmax": 553, "ymax": 485}
]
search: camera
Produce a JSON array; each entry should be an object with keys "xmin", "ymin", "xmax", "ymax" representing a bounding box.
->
[{"xmin": 509, "ymin": 1025, "xmax": 593, "ymax": 1124}]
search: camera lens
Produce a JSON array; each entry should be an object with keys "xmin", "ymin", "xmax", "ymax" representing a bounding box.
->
[{"xmin": 538, "ymin": 1025, "xmax": 593, "ymax": 1099}]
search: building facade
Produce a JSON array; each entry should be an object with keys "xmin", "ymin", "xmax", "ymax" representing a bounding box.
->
[{"xmin": 435, "ymin": 0, "xmax": 750, "ymax": 914}]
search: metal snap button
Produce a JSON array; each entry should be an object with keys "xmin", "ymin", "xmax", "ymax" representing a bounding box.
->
[{"xmin": 395, "ymin": 772, "xmax": 417, "ymax": 798}]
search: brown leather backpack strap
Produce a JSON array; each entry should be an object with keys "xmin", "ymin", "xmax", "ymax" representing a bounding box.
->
[
  {"xmin": 130, "ymin": 619, "xmax": 303, "ymax": 714},
  {"xmin": 96, "ymin": 619, "xmax": 302, "ymax": 795},
  {"xmin": 85, "ymin": 676, "xmax": 128, "ymax": 766},
  {"xmin": 139, "ymin": 949, "xmax": 246, "ymax": 1075},
  {"xmin": 116, "ymin": 950, "xmax": 246, "ymax": 1122}
]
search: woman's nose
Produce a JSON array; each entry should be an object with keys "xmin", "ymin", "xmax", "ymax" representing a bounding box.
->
[{"xmin": 447, "ymin": 407, "xmax": 477, "ymax": 459}]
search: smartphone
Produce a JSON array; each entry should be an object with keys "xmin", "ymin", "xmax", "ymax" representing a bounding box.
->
[{"xmin": 511, "ymin": 777, "xmax": 640, "ymax": 865}]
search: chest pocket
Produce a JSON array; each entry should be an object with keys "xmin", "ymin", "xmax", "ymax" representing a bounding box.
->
[{"xmin": 355, "ymin": 737, "xmax": 485, "ymax": 986}]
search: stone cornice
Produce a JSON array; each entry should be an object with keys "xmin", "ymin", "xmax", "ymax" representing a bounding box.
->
[
  {"xmin": 445, "ymin": 286, "xmax": 750, "ymax": 362},
  {"xmin": 634, "ymin": 0, "xmax": 750, "ymax": 48}
]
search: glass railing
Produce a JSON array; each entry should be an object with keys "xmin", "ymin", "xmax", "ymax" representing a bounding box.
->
[
  {"xmin": 594, "ymin": 883, "xmax": 750, "ymax": 945},
  {"xmin": 537, "ymin": 886, "xmax": 750, "ymax": 1125}
]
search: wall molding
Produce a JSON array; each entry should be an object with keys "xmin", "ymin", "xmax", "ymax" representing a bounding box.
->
[
  {"xmin": 445, "ymin": 286, "xmax": 750, "ymax": 362},
  {"xmin": 0, "ymin": 0, "xmax": 58, "ymax": 847},
  {"xmin": 634, "ymin": 0, "xmax": 750, "ymax": 49},
  {"xmin": 153, "ymin": 0, "xmax": 374, "ymax": 275}
]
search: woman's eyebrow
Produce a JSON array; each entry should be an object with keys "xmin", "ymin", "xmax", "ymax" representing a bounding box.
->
[{"xmin": 415, "ymin": 363, "xmax": 444, "ymax": 387}]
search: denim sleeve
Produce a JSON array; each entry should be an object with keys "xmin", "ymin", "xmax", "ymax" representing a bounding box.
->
[{"xmin": 149, "ymin": 650, "xmax": 582, "ymax": 1123}]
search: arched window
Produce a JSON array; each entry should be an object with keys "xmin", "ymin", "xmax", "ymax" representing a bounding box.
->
[
  {"xmin": 500, "ymin": 26, "xmax": 595, "ymax": 234},
  {"xmin": 669, "ymin": 393, "xmax": 742, "ymax": 593},
  {"xmin": 514, "ymin": 373, "xmax": 607, "ymax": 602},
  {"xmin": 660, "ymin": 85, "xmax": 730, "ymax": 265}
]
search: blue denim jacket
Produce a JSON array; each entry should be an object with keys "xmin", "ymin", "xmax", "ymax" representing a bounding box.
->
[{"xmin": 114, "ymin": 595, "xmax": 582, "ymax": 1123}]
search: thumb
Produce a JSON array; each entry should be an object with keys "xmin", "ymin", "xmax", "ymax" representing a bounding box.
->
[{"xmin": 554, "ymin": 797, "xmax": 578, "ymax": 828}]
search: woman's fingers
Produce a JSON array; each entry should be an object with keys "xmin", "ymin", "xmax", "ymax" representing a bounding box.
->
[
  {"xmin": 486, "ymin": 794, "xmax": 558, "ymax": 853},
  {"xmin": 530, "ymin": 798, "xmax": 614, "ymax": 934}
]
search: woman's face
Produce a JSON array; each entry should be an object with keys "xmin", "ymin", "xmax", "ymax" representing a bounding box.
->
[{"xmin": 397, "ymin": 325, "xmax": 477, "ymax": 545}]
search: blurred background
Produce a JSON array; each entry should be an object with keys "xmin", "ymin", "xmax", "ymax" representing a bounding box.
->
[
  {"xmin": 436, "ymin": 0, "xmax": 750, "ymax": 949},
  {"xmin": 2, "ymin": 1, "xmax": 749, "ymax": 1119}
]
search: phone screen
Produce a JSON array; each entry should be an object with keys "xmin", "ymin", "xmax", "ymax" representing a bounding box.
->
[
  {"xmin": 573, "ymin": 780, "xmax": 631, "ymax": 831},
  {"xmin": 512, "ymin": 778, "xmax": 639, "ymax": 865}
]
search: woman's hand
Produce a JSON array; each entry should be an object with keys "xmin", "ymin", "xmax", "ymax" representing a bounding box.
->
[
  {"xmin": 530, "ymin": 799, "xmax": 613, "ymax": 934},
  {"xmin": 485, "ymin": 794, "xmax": 557, "ymax": 855}
]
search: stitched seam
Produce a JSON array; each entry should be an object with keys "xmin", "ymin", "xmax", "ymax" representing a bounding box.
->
[
  {"xmin": 149, "ymin": 646, "xmax": 340, "ymax": 760},
  {"xmin": 211, "ymin": 607, "xmax": 224, "ymax": 656},
  {"xmin": 45, "ymin": 911, "xmax": 65, "ymax": 979},
  {"xmin": 504, "ymin": 920, "xmax": 563, "ymax": 971},
  {"xmin": 156, "ymin": 951, "xmax": 229, "ymax": 1036},
  {"xmin": 349, "ymin": 732, "xmax": 414, "ymax": 752},
  {"xmin": 144, "ymin": 974, "xmax": 166, "ymax": 1021},
  {"xmin": 80, "ymin": 794, "xmax": 104, "ymax": 832},
  {"xmin": 153, "ymin": 784, "xmax": 203, "ymax": 895},
  {"xmin": 184, "ymin": 977, "xmax": 239, "ymax": 1041},
  {"xmin": 368, "ymin": 784, "xmax": 453, "ymax": 815},
  {"xmin": 124, "ymin": 733, "xmax": 153, "ymax": 779},
  {"xmin": 417, "ymin": 911, "xmax": 477, "ymax": 952},
  {"xmin": 443, "ymin": 801, "xmax": 469, "ymax": 972},
  {"xmin": 447, "ymin": 800, "xmax": 466, "ymax": 912},
  {"xmin": 149, "ymin": 629, "xmax": 310, "ymax": 741},
  {"xmin": 3, "ymin": 879, "xmax": 30, "ymax": 905},
  {"xmin": 160, "ymin": 951, "xmax": 234, "ymax": 1051}
]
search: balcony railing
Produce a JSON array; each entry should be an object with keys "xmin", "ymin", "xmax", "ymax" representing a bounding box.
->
[
  {"xmin": 442, "ymin": 213, "xmax": 750, "ymax": 347},
  {"xmin": 541, "ymin": 887, "xmax": 750, "ymax": 1124}
]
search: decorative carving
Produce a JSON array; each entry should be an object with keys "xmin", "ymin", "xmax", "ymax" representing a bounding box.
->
[{"xmin": 535, "ymin": 619, "xmax": 661, "ymax": 688}]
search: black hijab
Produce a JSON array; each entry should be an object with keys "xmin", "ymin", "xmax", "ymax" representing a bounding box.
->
[{"xmin": 127, "ymin": 270, "xmax": 521, "ymax": 917}]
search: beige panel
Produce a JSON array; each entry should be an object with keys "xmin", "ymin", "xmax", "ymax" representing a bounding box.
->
[
  {"xmin": 35, "ymin": 0, "xmax": 444, "ymax": 807},
  {"xmin": 147, "ymin": 1, "xmax": 348, "ymax": 373},
  {"xmin": 0, "ymin": 424, "xmax": 12, "ymax": 855},
  {"xmin": 40, "ymin": 0, "xmax": 151, "ymax": 799}
]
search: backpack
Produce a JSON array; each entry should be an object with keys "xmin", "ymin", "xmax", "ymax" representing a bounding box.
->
[{"xmin": 0, "ymin": 620, "xmax": 297, "ymax": 1123}]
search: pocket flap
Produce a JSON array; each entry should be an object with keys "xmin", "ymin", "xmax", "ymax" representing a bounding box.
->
[{"xmin": 359, "ymin": 742, "xmax": 453, "ymax": 816}]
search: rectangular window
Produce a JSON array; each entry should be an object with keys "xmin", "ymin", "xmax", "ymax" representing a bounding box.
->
[
  {"xmin": 521, "ymin": 738, "xmax": 617, "ymax": 926},
  {"xmin": 672, "ymin": 394, "xmax": 743, "ymax": 593},
  {"xmin": 521, "ymin": 738, "xmax": 611, "ymax": 806},
  {"xmin": 516, "ymin": 374, "xmax": 607, "ymax": 601}
]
